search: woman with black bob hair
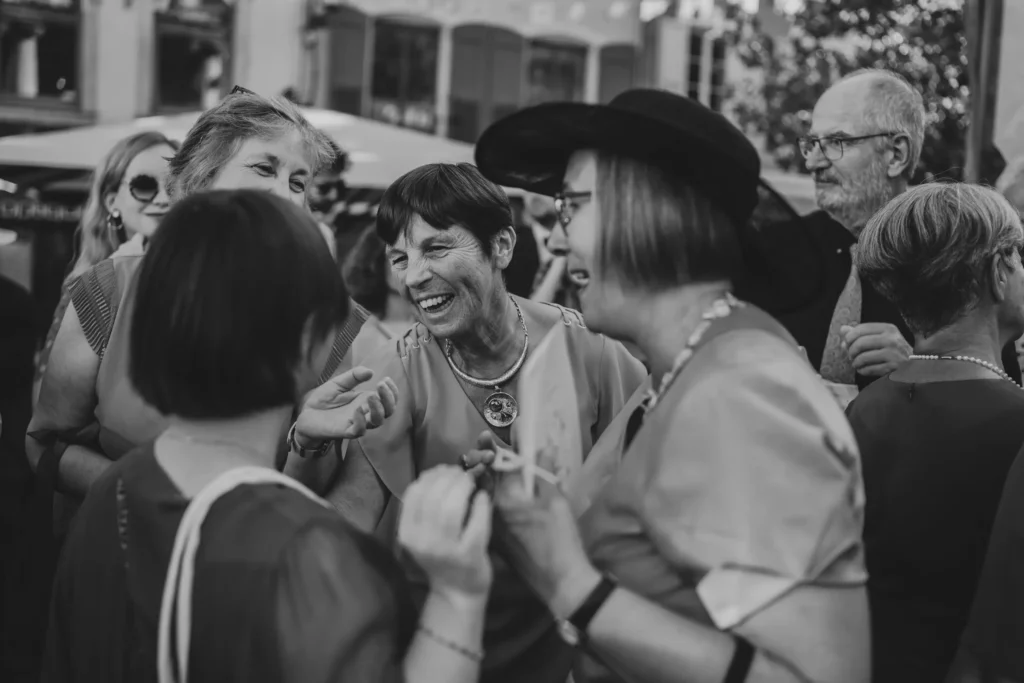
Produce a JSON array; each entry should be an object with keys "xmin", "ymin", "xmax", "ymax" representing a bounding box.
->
[
  {"xmin": 463, "ymin": 89, "xmax": 870, "ymax": 682},
  {"xmin": 44, "ymin": 190, "xmax": 494, "ymax": 683}
]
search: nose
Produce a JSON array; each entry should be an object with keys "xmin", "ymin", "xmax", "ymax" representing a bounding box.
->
[
  {"xmin": 546, "ymin": 222, "xmax": 569, "ymax": 256},
  {"xmin": 151, "ymin": 183, "xmax": 171, "ymax": 208},
  {"xmin": 403, "ymin": 255, "xmax": 432, "ymax": 290},
  {"xmin": 265, "ymin": 177, "xmax": 296, "ymax": 203},
  {"xmin": 804, "ymin": 146, "xmax": 831, "ymax": 173}
]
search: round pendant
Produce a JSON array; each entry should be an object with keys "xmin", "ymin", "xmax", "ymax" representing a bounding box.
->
[{"xmin": 483, "ymin": 391, "xmax": 518, "ymax": 428}]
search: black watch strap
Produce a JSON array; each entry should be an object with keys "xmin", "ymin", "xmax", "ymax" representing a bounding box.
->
[{"xmin": 568, "ymin": 574, "xmax": 618, "ymax": 635}]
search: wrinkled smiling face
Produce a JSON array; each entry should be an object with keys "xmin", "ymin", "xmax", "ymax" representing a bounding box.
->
[
  {"xmin": 386, "ymin": 215, "xmax": 506, "ymax": 340},
  {"xmin": 807, "ymin": 80, "xmax": 898, "ymax": 233}
]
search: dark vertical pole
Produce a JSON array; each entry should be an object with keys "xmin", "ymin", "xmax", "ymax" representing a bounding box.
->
[{"xmin": 965, "ymin": 0, "xmax": 1004, "ymax": 183}]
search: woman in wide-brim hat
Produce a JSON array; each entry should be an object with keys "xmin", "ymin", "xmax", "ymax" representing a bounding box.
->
[{"xmin": 467, "ymin": 89, "xmax": 871, "ymax": 682}]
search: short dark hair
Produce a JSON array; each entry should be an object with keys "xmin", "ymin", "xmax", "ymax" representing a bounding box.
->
[
  {"xmin": 343, "ymin": 225, "xmax": 389, "ymax": 318},
  {"xmin": 596, "ymin": 152, "xmax": 743, "ymax": 289},
  {"xmin": 130, "ymin": 190, "xmax": 348, "ymax": 419},
  {"xmin": 858, "ymin": 182, "xmax": 1024, "ymax": 337},
  {"xmin": 375, "ymin": 163, "xmax": 513, "ymax": 255}
]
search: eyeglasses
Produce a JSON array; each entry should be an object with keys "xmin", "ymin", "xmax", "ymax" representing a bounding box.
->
[
  {"xmin": 797, "ymin": 132, "xmax": 902, "ymax": 162},
  {"xmin": 553, "ymin": 191, "xmax": 593, "ymax": 228},
  {"xmin": 229, "ymin": 84, "xmax": 257, "ymax": 97},
  {"xmin": 125, "ymin": 174, "xmax": 162, "ymax": 203}
]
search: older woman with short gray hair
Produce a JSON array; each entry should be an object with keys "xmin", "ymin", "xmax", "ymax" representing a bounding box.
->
[{"xmin": 846, "ymin": 182, "xmax": 1024, "ymax": 683}]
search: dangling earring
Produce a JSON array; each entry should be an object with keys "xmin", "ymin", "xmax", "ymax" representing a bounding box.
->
[{"xmin": 107, "ymin": 209, "xmax": 127, "ymax": 244}]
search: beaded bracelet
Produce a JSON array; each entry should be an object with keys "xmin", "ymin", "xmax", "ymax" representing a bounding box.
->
[{"xmin": 418, "ymin": 625, "xmax": 484, "ymax": 662}]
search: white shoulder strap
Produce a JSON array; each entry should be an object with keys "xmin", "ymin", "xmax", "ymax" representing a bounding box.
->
[{"xmin": 157, "ymin": 467, "xmax": 330, "ymax": 683}]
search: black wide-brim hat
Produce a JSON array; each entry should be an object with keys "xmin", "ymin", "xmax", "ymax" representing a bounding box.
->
[{"xmin": 475, "ymin": 88, "xmax": 762, "ymax": 227}]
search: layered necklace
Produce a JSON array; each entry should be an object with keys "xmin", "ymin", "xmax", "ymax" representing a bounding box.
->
[
  {"xmin": 644, "ymin": 292, "xmax": 742, "ymax": 414},
  {"xmin": 444, "ymin": 296, "xmax": 529, "ymax": 428},
  {"xmin": 908, "ymin": 354, "xmax": 1023, "ymax": 389}
]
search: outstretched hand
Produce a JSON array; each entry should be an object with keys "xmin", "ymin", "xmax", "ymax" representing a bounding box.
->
[{"xmin": 294, "ymin": 366, "xmax": 399, "ymax": 446}]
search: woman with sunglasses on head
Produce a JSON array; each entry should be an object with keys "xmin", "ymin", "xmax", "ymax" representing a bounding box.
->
[
  {"xmin": 44, "ymin": 190, "xmax": 491, "ymax": 683},
  {"xmin": 463, "ymin": 89, "xmax": 870, "ymax": 683},
  {"xmin": 28, "ymin": 87, "xmax": 379, "ymax": 500}
]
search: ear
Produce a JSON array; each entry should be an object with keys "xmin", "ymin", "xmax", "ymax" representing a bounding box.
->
[
  {"xmin": 887, "ymin": 134, "xmax": 912, "ymax": 179},
  {"xmin": 103, "ymin": 191, "xmax": 118, "ymax": 215},
  {"xmin": 989, "ymin": 251, "xmax": 1011, "ymax": 304},
  {"xmin": 492, "ymin": 225, "xmax": 517, "ymax": 270}
]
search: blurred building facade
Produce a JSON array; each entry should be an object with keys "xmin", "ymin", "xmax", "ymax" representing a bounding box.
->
[{"xmin": 0, "ymin": 0, "xmax": 782, "ymax": 141}]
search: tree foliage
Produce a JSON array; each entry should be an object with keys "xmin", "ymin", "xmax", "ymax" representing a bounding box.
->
[{"xmin": 726, "ymin": 0, "xmax": 988, "ymax": 181}]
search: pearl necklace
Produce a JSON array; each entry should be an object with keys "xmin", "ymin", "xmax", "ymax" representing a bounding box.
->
[
  {"xmin": 908, "ymin": 354, "xmax": 1023, "ymax": 389},
  {"xmin": 444, "ymin": 296, "xmax": 529, "ymax": 428},
  {"xmin": 644, "ymin": 293, "xmax": 742, "ymax": 414}
]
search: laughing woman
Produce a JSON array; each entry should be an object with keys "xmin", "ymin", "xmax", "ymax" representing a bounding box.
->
[
  {"xmin": 465, "ymin": 89, "xmax": 870, "ymax": 683},
  {"xmin": 290, "ymin": 162, "xmax": 646, "ymax": 683}
]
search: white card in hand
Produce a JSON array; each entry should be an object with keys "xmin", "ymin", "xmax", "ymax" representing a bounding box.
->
[{"xmin": 513, "ymin": 324, "xmax": 583, "ymax": 499}]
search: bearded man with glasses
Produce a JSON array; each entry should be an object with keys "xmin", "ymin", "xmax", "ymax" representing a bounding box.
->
[{"xmin": 756, "ymin": 69, "xmax": 1021, "ymax": 403}]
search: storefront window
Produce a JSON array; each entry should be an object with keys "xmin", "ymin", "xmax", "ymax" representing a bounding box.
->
[
  {"xmin": 370, "ymin": 18, "xmax": 439, "ymax": 134},
  {"xmin": 525, "ymin": 39, "xmax": 585, "ymax": 106},
  {"xmin": 0, "ymin": 0, "xmax": 79, "ymax": 104},
  {"xmin": 154, "ymin": 0, "xmax": 231, "ymax": 111}
]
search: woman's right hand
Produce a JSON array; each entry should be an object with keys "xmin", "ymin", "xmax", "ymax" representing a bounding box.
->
[
  {"xmin": 293, "ymin": 366, "xmax": 399, "ymax": 446},
  {"xmin": 398, "ymin": 466, "xmax": 493, "ymax": 599}
]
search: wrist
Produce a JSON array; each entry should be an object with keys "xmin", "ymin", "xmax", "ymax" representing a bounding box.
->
[
  {"xmin": 549, "ymin": 563, "xmax": 602, "ymax": 620},
  {"xmin": 290, "ymin": 418, "xmax": 324, "ymax": 450},
  {"xmin": 426, "ymin": 586, "xmax": 490, "ymax": 617}
]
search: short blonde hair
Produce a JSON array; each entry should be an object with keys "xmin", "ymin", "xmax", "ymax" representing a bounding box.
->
[
  {"xmin": 595, "ymin": 152, "xmax": 742, "ymax": 290},
  {"xmin": 857, "ymin": 182, "xmax": 1023, "ymax": 337},
  {"xmin": 168, "ymin": 90, "xmax": 337, "ymax": 201}
]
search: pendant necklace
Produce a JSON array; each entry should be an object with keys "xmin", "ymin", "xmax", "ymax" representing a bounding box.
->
[{"xmin": 444, "ymin": 296, "xmax": 529, "ymax": 428}]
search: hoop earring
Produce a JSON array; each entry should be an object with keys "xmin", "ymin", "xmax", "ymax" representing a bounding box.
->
[{"xmin": 107, "ymin": 209, "xmax": 128, "ymax": 244}]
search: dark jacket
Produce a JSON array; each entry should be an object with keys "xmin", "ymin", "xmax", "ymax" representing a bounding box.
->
[{"xmin": 742, "ymin": 210, "xmax": 1021, "ymax": 388}]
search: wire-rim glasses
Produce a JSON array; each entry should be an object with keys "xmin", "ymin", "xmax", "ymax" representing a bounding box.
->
[{"xmin": 798, "ymin": 132, "xmax": 902, "ymax": 162}]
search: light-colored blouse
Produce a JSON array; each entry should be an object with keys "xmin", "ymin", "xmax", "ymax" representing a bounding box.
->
[
  {"xmin": 576, "ymin": 307, "xmax": 868, "ymax": 682},
  {"xmin": 340, "ymin": 298, "xmax": 646, "ymax": 683}
]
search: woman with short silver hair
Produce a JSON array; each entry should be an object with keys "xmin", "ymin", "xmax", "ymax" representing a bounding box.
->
[{"xmin": 847, "ymin": 182, "xmax": 1024, "ymax": 683}]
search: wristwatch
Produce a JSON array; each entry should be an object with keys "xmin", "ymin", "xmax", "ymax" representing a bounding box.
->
[
  {"xmin": 556, "ymin": 573, "xmax": 618, "ymax": 647},
  {"xmin": 286, "ymin": 423, "xmax": 334, "ymax": 459}
]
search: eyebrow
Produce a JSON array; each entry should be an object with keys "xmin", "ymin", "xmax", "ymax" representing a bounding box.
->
[{"xmin": 246, "ymin": 153, "xmax": 310, "ymax": 176}]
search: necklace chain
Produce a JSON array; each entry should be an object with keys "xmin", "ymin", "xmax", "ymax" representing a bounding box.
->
[
  {"xmin": 444, "ymin": 296, "xmax": 529, "ymax": 389},
  {"xmin": 644, "ymin": 292, "xmax": 742, "ymax": 414},
  {"xmin": 909, "ymin": 354, "xmax": 1023, "ymax": 389},
  {"xmin": 162, "ymin": 430, "xmax": 267, "ymax": 459}
]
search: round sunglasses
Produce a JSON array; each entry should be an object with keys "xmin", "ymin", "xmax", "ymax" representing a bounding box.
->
[{"xmin": 125, "ymin": 174, "xmax": 163, "ymax": 203}]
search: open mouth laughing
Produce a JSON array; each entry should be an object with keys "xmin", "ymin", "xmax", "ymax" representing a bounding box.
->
[
  {"xmin": 417, "ymin": 293, "xmax": 455, "ymax": 314},
  {"xmin": 567, "ymin": 269, "xmax": 590, "ymax": 288}
]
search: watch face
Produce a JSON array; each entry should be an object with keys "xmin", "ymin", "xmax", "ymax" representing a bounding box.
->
[{"xmin": 557, "ymin": 620, "xmax": 580, "ymax": 647}]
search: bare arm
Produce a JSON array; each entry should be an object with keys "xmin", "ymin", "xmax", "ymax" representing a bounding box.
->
[
  {"xmin": 26, "ymin": 302, "xmax": 110, "ymax": 496},
  {"xmin": 556, "ymin": 566, "xmax": 868, "ymax": 683},
  {"xmin": 404, "ymin": 591, "xmax": 487, "ymax": 683}
]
